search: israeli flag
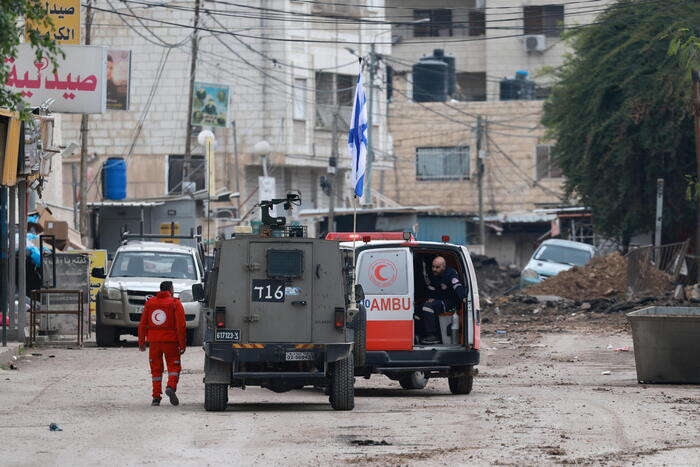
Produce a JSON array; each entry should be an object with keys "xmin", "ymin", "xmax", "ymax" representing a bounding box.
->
[{"xmin": 348, "ymin": 73, "xmax": 368, "ymax": 198}]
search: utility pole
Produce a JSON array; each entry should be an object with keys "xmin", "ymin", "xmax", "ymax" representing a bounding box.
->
[
  {"xmin": 476, "ymin": 115, "xmax": 486, "ymax": 247},
  {"xmin": 0, "ymin": 187, "xmax": 6, "ymax": 346},
  {"xmin": 16, "ymin": 181, "xmax": 26, "ymax": 343},
  {"xmin": 328, "ymin": 110, "xmax": 338, "ymax": 231},
  {"xmin": 655, "ymin": 178, "xmax": 664, "ymax": 263},
  {"xmin": 363, "ymin": 43, "xmax": 376, "ymax": 206},
  {"xmin": 78, "ymin": 0, "xmax": 93, "ymax": 244},
  {"xmin": 184, "ymin": 0, "xmax": 201, "ymax": 183},
  {"xmin": 692, "ymin": 70, "xmax": 700, "ymax": 281}
]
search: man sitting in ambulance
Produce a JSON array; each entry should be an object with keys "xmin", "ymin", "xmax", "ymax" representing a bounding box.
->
[{"xmin": 415, "ymin": 256, "xmax": 468, "ymax": 345}]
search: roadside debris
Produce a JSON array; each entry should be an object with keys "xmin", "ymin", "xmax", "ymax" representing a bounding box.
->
[
  {"xmin": 471, "ymin": 253, "xmax": 520, "ymax": 298},
  {"xmin": 49, "ymin": 423, "xmax": 62, "ymax": 432},
  {"xmin": 607, "ymin": 345, "xmax": 630, "ymax": 352},
  {"xmin": 351, "ymin": 439, "xmax": 391, "ymax": 446},
  {"xmin": 526, "ymin": 252, "xmax": 672, "ymax": 300}
]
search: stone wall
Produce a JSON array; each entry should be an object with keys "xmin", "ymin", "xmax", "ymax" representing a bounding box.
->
[{"xmin": 385, "ymin": 76, "xmax": 564, "ymax": 214}]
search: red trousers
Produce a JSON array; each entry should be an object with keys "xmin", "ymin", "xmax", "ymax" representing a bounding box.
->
[{"xmin": 148, "ymin": 342, "xmax": 181, "ymax": 398}]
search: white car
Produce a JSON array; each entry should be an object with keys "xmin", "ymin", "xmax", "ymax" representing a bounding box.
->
[
  {"xmin": 93, "ymin": 241, "xmax": 205, "ymax": 347},
  {"xmin": 520, "ymin": 239, "xmax": 596, "ymax": 288}
]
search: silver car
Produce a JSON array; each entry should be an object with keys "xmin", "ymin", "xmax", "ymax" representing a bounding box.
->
[{"xmin": 95, "ymin": 241, "xmax": 204, "ymax": 347}]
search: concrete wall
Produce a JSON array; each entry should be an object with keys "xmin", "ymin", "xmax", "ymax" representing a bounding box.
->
[{"xmin": 385, "ymin": 76, "xmax": 564, "ymax": 214}]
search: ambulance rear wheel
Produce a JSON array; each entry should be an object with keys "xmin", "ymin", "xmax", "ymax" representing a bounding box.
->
[
  {"xmin": 204, "ymin": 383, "xmax": 228, "ymax": 411},
  {"xmin": 399, "ymin": 371, "xmax": 428, "ymax": 390},
  {"xmin": 329, "ymin": 353, "xmax": 354, "ymax": 411},
  {"xmin": 448, "ymin": 367, "xmax": 474, "ymax": 395}
]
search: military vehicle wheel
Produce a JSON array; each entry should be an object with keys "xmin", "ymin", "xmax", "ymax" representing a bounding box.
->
[
  {"xmin": 329, "ymin": 353, "xmax": 354, "ymax": 411},
  {"xmin": 352, "ymin": 305, "xmax": 366, "ymax": 367},
  {"xmin": 399, "ymin": 371, "xmax": 428, "ymax": 390},
  {"xmin": 448, "ymin": 367, "xmax": 474, "ymax": 395},
  {"xmin": 204, "ymin": 383, "xmax": 228, "ymax": 411}
]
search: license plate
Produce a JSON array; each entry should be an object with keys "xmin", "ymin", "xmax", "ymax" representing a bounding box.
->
[
  {"xmin": 215, "ymin": 329, "xmax": 240, "ymax": 342},
  {"xmin": 285, "ymin": 351, "xmax": 315, "ymax": 361}
]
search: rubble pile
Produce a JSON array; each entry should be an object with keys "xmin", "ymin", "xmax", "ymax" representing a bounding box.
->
[
  {"xmin": 525, "ymin": 252, "xmax": 672, "ymax": 301},
  {"xmin": 471, "ymin": 253, "xmax": 520, "ymax": 297}
]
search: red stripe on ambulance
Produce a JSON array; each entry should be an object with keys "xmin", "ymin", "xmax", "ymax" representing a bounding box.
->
[{"xmin": 366, "ymin": 320, "xmax": 413, "ymax": 351}]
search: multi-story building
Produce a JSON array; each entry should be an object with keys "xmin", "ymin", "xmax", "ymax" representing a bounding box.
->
[
  {"xmin": 59, "ymin": 0, "xmax": 393, "ymax": 240},
  {"xmin": 377, "ymin": 0, "xmax": 612, "ymax": 265}
]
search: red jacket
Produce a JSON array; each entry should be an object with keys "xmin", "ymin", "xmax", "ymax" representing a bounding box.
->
[{"xmin": 138, "ymin": 291, "xmax": 186, "ymax": 348}]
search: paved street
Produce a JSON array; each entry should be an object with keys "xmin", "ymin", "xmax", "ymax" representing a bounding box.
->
[{"xmin": 1, "ymin": 328, "xmax": 698, "ymax": 465}]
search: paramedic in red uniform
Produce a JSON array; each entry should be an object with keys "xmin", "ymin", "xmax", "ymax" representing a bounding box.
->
[
  {"xmin": 416, "ymin": 256, "xmax": 468, "ymax": 344},
  {"xmin": 138, "ymin": 281, "xmax": 186, "ymax": 406}
]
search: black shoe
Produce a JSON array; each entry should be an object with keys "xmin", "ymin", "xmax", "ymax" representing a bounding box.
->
[
  {"xmin": 420, "ymin": 335, "xmax": 440, "ymax": 345},
  {"xmin": 165, "ymin": 387, "xmax": 179, "ymax": 406},
  {"xmin": 151, "ymin": 397, "xmax": 161, "ymax": 406}
]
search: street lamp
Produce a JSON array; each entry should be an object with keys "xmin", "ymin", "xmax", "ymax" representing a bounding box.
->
[{"xmin": 252, "ymin": 140, "xmax": 271, "ymax": 176}]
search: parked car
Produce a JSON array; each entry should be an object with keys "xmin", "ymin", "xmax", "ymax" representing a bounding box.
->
[
  {"xmin": 520, "ymin": 239, "xmax": 596, "ymax": 288},
  {"xmin": 92, "ymin": 241, "xmax": 205, "ymax": 347}
]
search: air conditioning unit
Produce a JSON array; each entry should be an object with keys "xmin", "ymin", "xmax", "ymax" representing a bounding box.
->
[
  {"xmin": 474, "ymin": 0, "xmax": 485, "ymax": 9},
  {"xmin": 524, "ymin": 35, "xmax": 546, "ymax": 53}
]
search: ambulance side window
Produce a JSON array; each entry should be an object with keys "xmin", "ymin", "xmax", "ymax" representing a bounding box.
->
[{"xmin": 357, "ymin": 249, "xmax": 409, "ymax": 296}]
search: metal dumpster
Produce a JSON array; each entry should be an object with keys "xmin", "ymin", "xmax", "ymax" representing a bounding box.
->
[{"xmin": 626, "ymin": 307, "xmax": 700, "ymax": 384}]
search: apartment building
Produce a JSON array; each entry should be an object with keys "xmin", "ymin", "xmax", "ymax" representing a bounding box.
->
[
  {"xmin": 58, "ymin": 0, "xmax": 392, "ymax": 239},
  {"xmin": 386, "ymin": 0, "xmax": 611, "ymax": 101},
  {"xmin": 378, "ymin": 0, "xmax": 612, "ymax": 265}
]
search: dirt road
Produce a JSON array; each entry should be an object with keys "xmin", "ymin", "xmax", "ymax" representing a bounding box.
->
[{"xmin": 1, "ymin": 326, "xmax": 698, "ymax": 465}]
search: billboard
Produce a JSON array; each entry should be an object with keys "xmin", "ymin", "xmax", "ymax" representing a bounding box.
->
[
  {"xmin": 192, "ymin": 82, "xmax": 229, "ymax": 128},
  {"xmin": 5, "ymin": 44, "xmax": 107, "ymax": 114},
  {"xmin": 106, "ymin": 50, "xmax": 131, "ymax": 110},
  {"xmin": 30, "ymin": 0, "xmax": 81, "ymax": 44}
]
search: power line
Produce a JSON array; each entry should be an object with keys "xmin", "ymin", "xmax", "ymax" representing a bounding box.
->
[{"xmin": 85, "ymin": 2, "xmax": 624, "ymax": 45}]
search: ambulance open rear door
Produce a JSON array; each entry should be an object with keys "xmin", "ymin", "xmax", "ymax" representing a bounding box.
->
[{"xmin": 356, "ymin": 248, "xmax": 414, "ymax": 351}]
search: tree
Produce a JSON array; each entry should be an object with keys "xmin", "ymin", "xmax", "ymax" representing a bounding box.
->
[
  {"xmin": 1, "ymin": 1, "xmax": 62, "ymax": 116},
  {"xmin": 542, "ymin": 0, "xmax": 699, "ymax": 249}
]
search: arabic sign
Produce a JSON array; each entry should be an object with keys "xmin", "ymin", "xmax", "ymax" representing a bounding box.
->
[
  {"xmin": 192, "ymin": 82, "xmax": 229, "ymax": 128},
  {"xmin": 32, "ymin": 0, "xmax": 81, "ymax": 44},
  {"xmin": 106, "ymin": 50, "xmax": 131, "ymax": 110},
  {"xmin": 5, "ymin": 43, "xmax": 106, "ymax": 114}
]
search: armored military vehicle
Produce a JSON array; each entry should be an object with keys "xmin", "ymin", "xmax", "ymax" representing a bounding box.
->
[{"xmin": 193, "ymin": 194, "xmax": 362, "ymax": 411}]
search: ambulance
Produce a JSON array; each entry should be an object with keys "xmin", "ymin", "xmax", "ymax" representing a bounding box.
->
[{"xmin": 329, "ymin": 232, "xmax": 480, "ymax": 394}]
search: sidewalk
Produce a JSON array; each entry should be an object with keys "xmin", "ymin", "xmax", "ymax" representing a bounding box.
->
[{"xmin": 0, "ymin": 341, "xmax": 24, "ymax": 368}]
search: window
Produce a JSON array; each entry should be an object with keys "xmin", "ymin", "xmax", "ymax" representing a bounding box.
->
[
  {"xmin": 315, "ymin": 72, "xmax": 354, "ymax": 129},
  {"xmin": 267, "ymin": 250, "xmax": 304, "ymax": 278},
  {"xmin": 293, "ymin": 78, "xmax": 306, "ymax": 120},
  {"xmin": 315, "ymin": 72, "xmax": 353, "ymax": 107},
  {"xmin": 416, "ymin": 146, "xmax": 469, "ymax": 180},
  {"xmin": 468, "ymin": 10, "xmax": 485, "ymax": 36},
  {"xmin": 455, "ymin": 72, "xmax": 486, "ymax": 102},
  {"xmin": 413, "ymin": 9, "xmax": 453, "ymax": 37},
  {"xmin": 168, "ymin": 154, "xmax": 206, "ymax": 194},
  {"xmin": 110, "ymin": 252, "xmax": 197, "ymax": 280},
  {"xmin": 523, "ymin": 5, "xmax": 564, "ymax": 37},
  {"xmin": 535, "ymin": 145, "xmax": 562, "ymax": 179}
]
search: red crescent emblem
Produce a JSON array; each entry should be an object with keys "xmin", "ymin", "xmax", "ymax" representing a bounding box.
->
[{"xmin": 368, "ymin": 259, "xmax": 398, "ymax": 287}]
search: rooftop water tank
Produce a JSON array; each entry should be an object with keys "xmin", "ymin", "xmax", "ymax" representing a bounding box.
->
[
  {"xmin": 412, "ymin": 56, "xmax": 448, "ymax": 103},
  {"xmin": 499, "ymin": 70, "xmax": 535, "ymax": 101},
  {"xmin": 102, "ymin": 157, "xmax": 127, "ymax": 200},
  {"xmin": 433, "ymin": 49, "xmax": 456, "ymax": 96}
]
